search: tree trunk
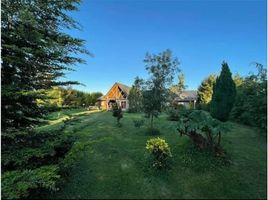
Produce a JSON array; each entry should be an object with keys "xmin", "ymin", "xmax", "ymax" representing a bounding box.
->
[
  {"xmin": 217, "ymin": 131, "xmax": 221, "ymax": 146},
  {"xmin": 150, "ymin": 115, "xmax": 154, "ymax": 133}
]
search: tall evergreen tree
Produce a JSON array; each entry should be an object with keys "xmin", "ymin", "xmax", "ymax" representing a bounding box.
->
[
  {"xmin": 2, "ymin": 0, "xmax": 89, "ymax": 129},
  {"xmin": 210, "ymin": 62, "xmax": 236, "ymax": 121}
]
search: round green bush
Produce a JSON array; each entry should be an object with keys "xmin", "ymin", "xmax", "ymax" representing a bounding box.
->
[{"xmin": 146, "ymin": 137, "xmax": 172, "ymax": 169}]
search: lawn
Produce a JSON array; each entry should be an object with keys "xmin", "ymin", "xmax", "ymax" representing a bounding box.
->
[{"xmin": 43, "ymin": 109, "xmax": 266, "ymax": 199}]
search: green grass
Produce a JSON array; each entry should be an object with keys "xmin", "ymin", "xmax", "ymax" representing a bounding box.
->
[{"xmin": 43, "ymin": 110, "xmax": 266, "ymax": 199}]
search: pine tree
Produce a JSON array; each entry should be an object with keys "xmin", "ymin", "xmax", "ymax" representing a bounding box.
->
[
  {"xmin": 210, "ymin": 62, "xmax": 236, "ymax": 121},
  {"xmin": 1, "ymin": 0, "xmax": 89, "ymax": 129}
]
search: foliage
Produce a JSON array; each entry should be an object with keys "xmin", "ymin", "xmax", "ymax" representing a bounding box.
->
[
  {"xmin": 169, "ymin": 72, "xmax": 187, "ymax": 102},
  {"xmin": 128, "ymin": 77, "xmax": 144, "ymax": 113},
  {"xmin": 166, "ymin": 104, "xmax": 186, "ymax": 121},
  {"xmin": 146, "ymin": 137, "xmax": 172, "ymax": 169},
  {"xmin": 112, "ymin": 103, "xmax": 123, "ymax": 126},
  {"xmin": 179, "ymin": 143, "xmax": 231, "ymax": 172},
  {"xmin": 231, "ymin": 63, "xmax": 267, "ymax": 130},
  {"xmin": 133, "ymin": 119, "xmax": 145, "ymax": 128},
  {"xmin": 2, "ymin": 165, "xmax": 60, "ymax": 199},
  {"xmin": 197, "ymin": 74, "xmax": 216, "ymax": 111},
  {"xmin": 177, "ymin": 110, "xmax": 227, "ymax": 155},
  {"xmin": 142, "ymin": 49, "xmax": 180, "ymax": 131},
  {"xmin": 210, "ymin": 62, "xmax": 236, "ymax": 121},
  {"xmin": 38, "ymin": 87, "xmax": 103, "ymax": 108},
  {"xmin": 1, "ymin": 116, "xmax": 77, "ymax": 198},
  {"xmin": 1, "ymin": 0, "xmax": 89, "ymax": 129}
]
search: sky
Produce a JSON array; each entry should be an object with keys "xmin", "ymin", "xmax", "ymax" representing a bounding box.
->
[{"xmin": 63, "ymin": 0, "xmax": 267, "ymax": 94}]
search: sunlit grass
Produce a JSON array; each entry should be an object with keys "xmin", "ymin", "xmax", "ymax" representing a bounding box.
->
[{"xmin": 43, "ymin": 110, "xmax": 266, "ymax": 199}]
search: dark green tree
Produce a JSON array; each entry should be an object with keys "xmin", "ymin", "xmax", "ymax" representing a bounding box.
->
[
  {"xmin": 231, "ymin": 63, "xmax": 267, "ymax": 130},
  {"xmin": 90, "ymin": 92, "xmax": 103, "ymax": 106},
  {"xmin": 1, "ymin": 0, "xmax": 89, "ymax": 129},
  {"xmin": 142, "ymin": 49, "xmax": 179, "ymax": 130},
  {"xmin": 128, "ymin": 76, "xmax": 144, "ymax": 112},
  {"xmin": 112, "ymin": 103, "xmax": 123, "ymax": 126},
  {"xmin": 210, "ymin": 62, "xmax": 236, "ymax": 121}
]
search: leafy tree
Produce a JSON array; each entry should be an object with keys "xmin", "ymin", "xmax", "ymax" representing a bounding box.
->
[
  {"xmin": 210, "ymin": 62, "xmax": 236, "ymax": 121},
  {"xmin": 170, "ymin": 72, "xmax": 186, "ymax": 95},
  {"xmin": 1, "ymin": 0, "xmax": 89, "ymax": 129},
  {"xmin": 90, "ymin": 92, "xmax": 103, "ymax": 106},
  {"xmin": 112, "ymin": 103, "xmax": 123, "ymax": 126},
  {"xmin": 128, "ymin": 77, "xmax": 144, "ymax": 112},
  {"xmin": 231, "ymin": 63, "xmax": 267, "ymax": 130},
  {"xmin": 142, "ymin": 49, "xmax": 179, "ymax": 131},
  {"xmin": 62, "ymin": 86, "xmax": 79, "ymax": 107},
  {"xmin": 197, "ymin": 74, "xmax": 217, "ymax": 105},
  {"xmin": 168, "ymin": 72, "xmax": 186, "ymax": 106},
  {"xmin": 233, "ymin": 73, "xmax": 243, "ymax": 87}
]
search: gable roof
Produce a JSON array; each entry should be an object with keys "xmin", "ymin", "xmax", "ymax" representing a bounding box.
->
[
  {"xmin": 97, "ymin": 82, "xmax": 131, "ymax": 100},
  {"xmin": 116, "ymin": 82, "xmax": 131, "ymax": 96}
]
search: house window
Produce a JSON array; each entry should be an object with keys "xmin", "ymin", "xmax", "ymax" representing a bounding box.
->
[{"xmin": 121, "ymin": 101, "xmax": 126, "ymax": 109}]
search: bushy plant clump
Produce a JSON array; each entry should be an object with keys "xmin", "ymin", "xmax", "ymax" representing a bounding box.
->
[
  {"xmin": 146, "ymin": 137, "xmax": 172, "ymax": 169},
  {"xmin": 177, "ymin": 110, "xmax": 227, "ymax": 156},
  {"xmin": 231, "ymin": 64, "xmax": 267, "ymax": 130},
  {"xmin": 133, "ymin": 119, "xmax": 144, "ymax": 128},
  {"xmin": 112, "ymin": 103, "xmax": 123, "ymax": 126},
  {"xmin": 166, "ymin": 104, "xmax": 186, "ymax": 121},
  {"xmin": 2, "ymin": 165, "xmax": 60, "ymax": 199},
  {"xmin": 1, "ymin": 120, "xmax": 77, "ymax": 199}
]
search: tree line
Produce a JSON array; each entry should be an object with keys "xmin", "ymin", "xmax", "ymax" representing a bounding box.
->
[
  {"xmin": 128, "ymin": 54, "xmax": 266, "ymax": 131},
  {"xmin": 38, "ymin": 86, "xmax": 102, "ymax": 110},
  {"xmin": 197, "ymin": 63, "xmax": 267, "ymax": 130}
]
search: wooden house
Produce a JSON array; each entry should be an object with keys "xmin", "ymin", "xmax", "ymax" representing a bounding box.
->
[
  {"xmin": 97, "ymin": 82, "xmax": 130, "ymax": 110},
  {"xmin": 173, "ymin": 90, "xmax": 198, "ymax": 108}
]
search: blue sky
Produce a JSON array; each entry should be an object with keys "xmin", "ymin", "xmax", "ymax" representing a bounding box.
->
[{"xmin": 63, "ymin": 0, "xmax": 267, "ymax": 94}]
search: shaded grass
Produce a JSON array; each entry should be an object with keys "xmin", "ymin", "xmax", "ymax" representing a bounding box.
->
[{"xmin": 43, "ymin": 111, "xmax": 266, "ymax": 199}]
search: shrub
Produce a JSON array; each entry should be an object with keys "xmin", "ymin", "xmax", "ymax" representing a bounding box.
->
[
  {"xmin": 2, "ymin": 165, "xmax": 60, "ymax": 199},
  {"xmin": 166, "ymin": 107, "xmax": 180, "ymax": 121},
  {"xmin": 146, "ymin": 137, "xmax": 172, "ymax": 169},
  {"xmin": 133, "ymin": 119, "xmax": 144, "ymax": 128},
  {"xmin": 112, "ymin": 103, "xmax": 123, "ymax": 126},
  {"xmin": 145, "ymin": 127, "xmax": 161, "ymax": 135},
  {"xmin": 177, "ymin": 110, "xmax": 227, "ymax": 156}
]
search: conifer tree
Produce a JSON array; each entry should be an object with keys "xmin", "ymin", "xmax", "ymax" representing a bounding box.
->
[
  {"xmin": 1, "ymin": 0, "xmax": 89, "ymax": 129},
  {"xmin": 210, "ymin": 62, "xmax": 236, "ymax": 121}
]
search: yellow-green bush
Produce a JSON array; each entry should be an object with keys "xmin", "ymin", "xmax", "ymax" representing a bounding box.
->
[{"xmin": 146, "ymin": 137, "xmax": 172, "ymax": 169}]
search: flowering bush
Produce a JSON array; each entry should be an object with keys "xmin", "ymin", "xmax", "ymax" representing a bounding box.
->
[{"xmin": 146, "ymin": 137, "xmax": 172, "ymax": 169}]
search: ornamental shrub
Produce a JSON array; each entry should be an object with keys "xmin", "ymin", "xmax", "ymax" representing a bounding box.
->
[
  {"xmin": 133, "ymin": 119, "xmax": 144, "ymax": 128},
  {"xmin": 146, "ymin": 137, "xmax": 172, "ymax": 169},
  {"xmin": 2, "ymin": 165, "xmax": 60, "ymax": 199},
  {"xmin": 112, "ymin": 103, "xmax": 123, "ymax": 126}
]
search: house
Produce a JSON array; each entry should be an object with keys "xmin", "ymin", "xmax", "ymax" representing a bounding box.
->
[
  {"xmin": 173, "ymin": 90, "xmax": 198, "ymax": 108},
  {"xmin": 97, "ymin": 82, "xmax": 130, "ymax": 110},
  {"xmin": 98, "ymin": 82, "xmax": 198, "ymax": 110}
]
